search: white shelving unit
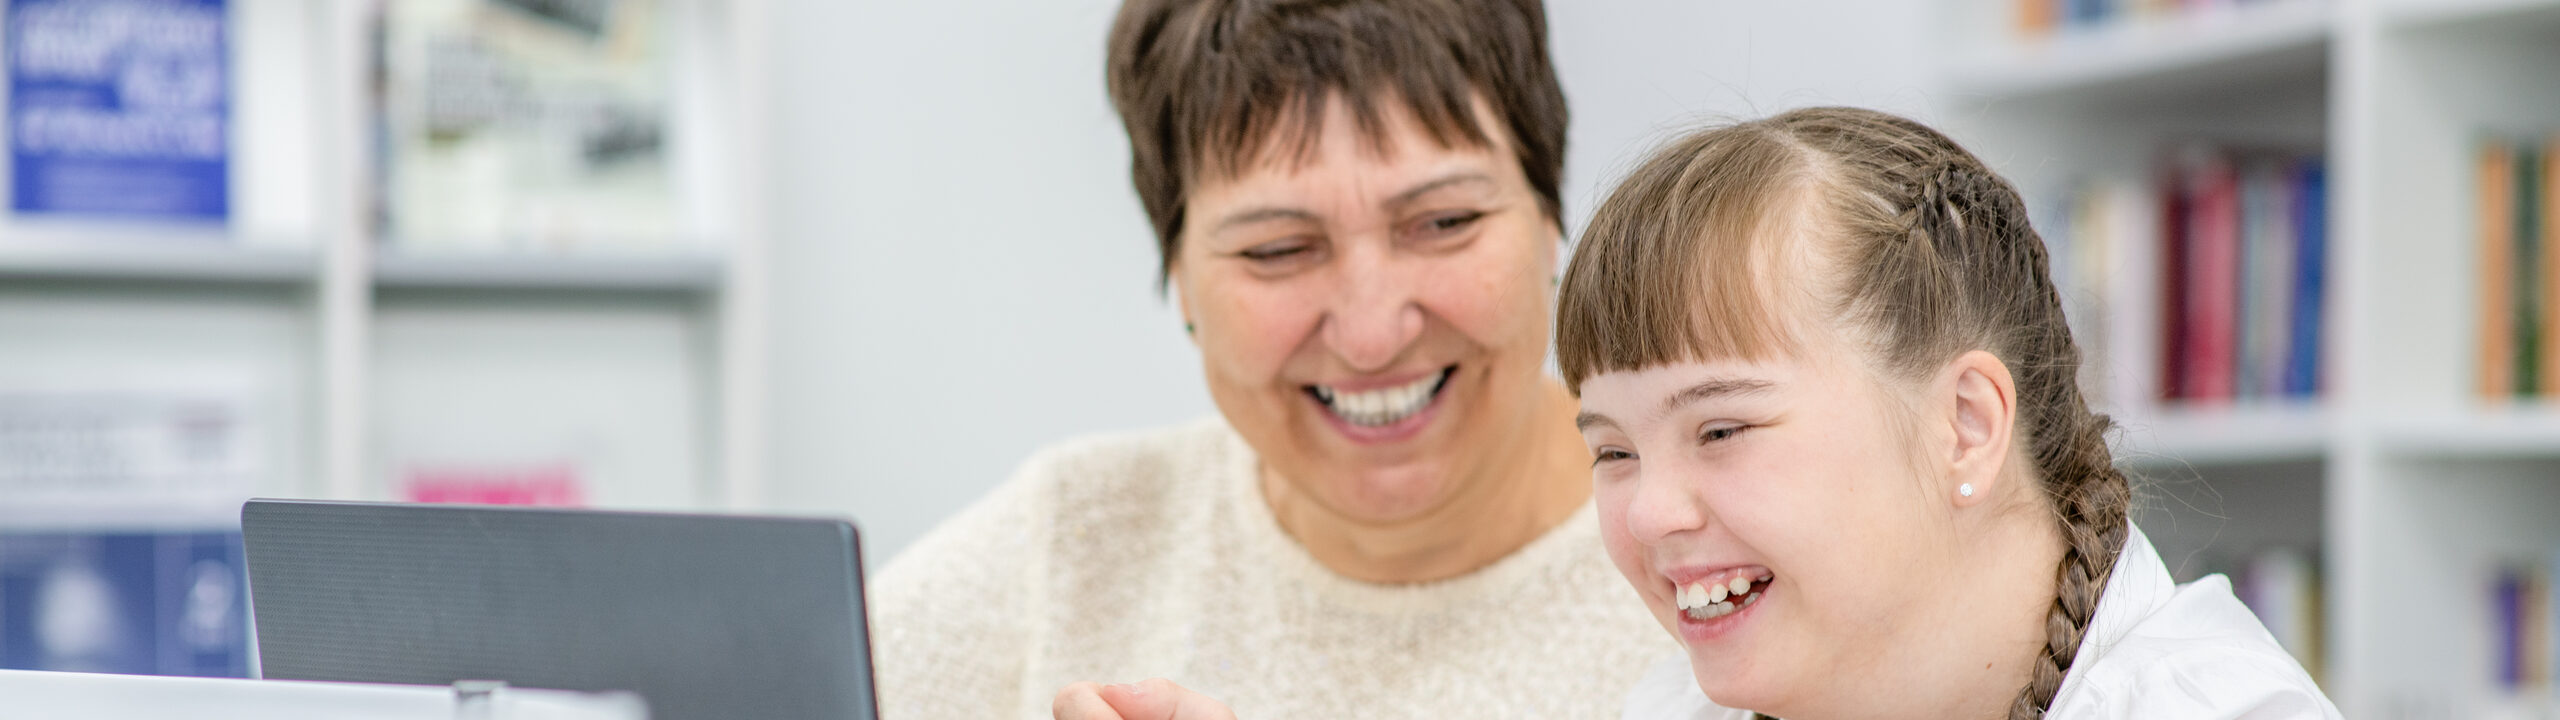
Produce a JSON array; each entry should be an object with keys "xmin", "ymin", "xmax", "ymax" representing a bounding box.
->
[
  {"xmin": 0, "ymin": 0, "xmax": 769, "ymax": 522},
  {"xmin": 1942, "ymin": 0, "xmax": 2560, "ymax": 715}
]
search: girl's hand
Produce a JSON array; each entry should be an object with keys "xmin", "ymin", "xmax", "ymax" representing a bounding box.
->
[{"xmin": 1051, "ymin": 678, "xmax": 1239, "ymax": 720}]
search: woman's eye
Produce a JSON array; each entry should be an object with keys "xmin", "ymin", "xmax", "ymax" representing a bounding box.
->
[
  {"xmin": 1239, "ymin": 241, "xmax": 1312, "ymax": 262},
  {"xmin": 1407, "ymin": 211, "xmax": 1483, "ymax": 239}
]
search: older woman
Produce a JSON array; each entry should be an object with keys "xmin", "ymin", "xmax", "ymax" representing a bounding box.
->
[{"xmin": 867, "ymin": 1, "xmax": 1672, "ymax": 717}]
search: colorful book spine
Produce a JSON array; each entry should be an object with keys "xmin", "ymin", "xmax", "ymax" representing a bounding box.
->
[
  {"xmin": 2237, "ymin": 546, "xmax": 2322, "ymax": 679},
  {"xmin": 2545, "ymin": 137, "xmax": 2560, "ymax": 399},
  {"xmin": 2550, "ymin": 548, "xmax": 2560, "ymax": 693},
  {"xmin": 2519, "ymin": 144, "xmax": 2544, "ymax": 397},
  {"xmin": 2017, "ymin": 0, "xmax": 2057, "ymax": 36},
  {"xmin": 2491, "ymin": 560, "xmax": 2558, "ymax": 693},
  {"xmin": 2184, "ymin": 150, "xmax": 2242, "ymax": 403},
  {"xmin": 2536, "ymin": 561, "xmax": 2556, "ymax": 693},
  {"xmin": 2286, "ymin": 158, "xmax": 2327, "ymax": 398},
  {"xmin": 2242, "ymin": 160, "xmax": 2298, "ymax": 400},
  {"xmin": 2160, "ymin": 165, "xmax": 2193, "ymax": 402},
  {"xmin": 2107, "ymin": 180, "xmax": 2164, "ymax": 408},
  {"xmin": 2049, "ymin": 148, "xmax": 2327, "ymax": 409},
  {"xmin": 2477, "ymin": 136, "xmax": 2560, "ymax": 403},
  {"xmin": 2013, "ymin": 0, "xmax": 2260, "ymax": 38},
  {"xmin": 2480, "ymin": 141, "xmax": 2517, "ymax": 399}
]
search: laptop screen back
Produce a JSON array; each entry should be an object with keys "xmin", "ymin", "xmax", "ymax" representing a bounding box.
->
[{"xmin": 241, "ymin": 499, "xmax": 877, "ymax": 720}]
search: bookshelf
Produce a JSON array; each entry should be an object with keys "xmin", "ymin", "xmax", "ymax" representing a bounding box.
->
[
  {"xmin": 2112, "ymin": 405, "xmax": 2332, "ymax": 466},
  {"xmin": 0, "ymin": 0, "xmax": 768, "ymax": 676},
  {"xmin": 0, "ymin": 240, "xmax": 316, "ymax": 285},
  {"xmin": 1945, "ymin": 0, "xmax": 2560, "ymax": 714},
  {"xmin": 1944, "ymin": 0, "xmax": 2332, "ymax": 99},
  {"xmin": 371, "ymin": 252, "xmax": 727, "ymax": 293}
]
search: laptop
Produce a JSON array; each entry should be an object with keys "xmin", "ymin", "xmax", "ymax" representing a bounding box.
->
[{"xmin": 240, "ymin": 499, "xmax": 879, "ymax": 720}]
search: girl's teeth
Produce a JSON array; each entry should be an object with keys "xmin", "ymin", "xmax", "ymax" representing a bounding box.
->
[{"xmin": 1676, "ymin": 573, "xmax": 1774, "ymax": 620}]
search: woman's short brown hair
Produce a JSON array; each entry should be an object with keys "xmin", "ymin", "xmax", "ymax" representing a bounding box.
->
[{"xmin": 1106, "ymin": 0, "xmax": 1568, "ymax": 286}]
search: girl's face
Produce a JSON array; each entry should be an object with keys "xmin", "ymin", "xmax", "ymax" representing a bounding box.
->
[
  {"xmin": 1170, "ymin": 95, "xmax": 1561, "ymax": 523},
  {"xmin": 1575, "ymin": 339, "xmax": 1965, "ymax": 712}
]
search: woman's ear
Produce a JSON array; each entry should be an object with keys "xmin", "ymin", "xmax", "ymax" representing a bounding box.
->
[
  {"xmin": 1943, "ymin": 349, "xmax": 2018, "ymax": 508},
  {"xmin": 1168, "ymin": 260, "xmax": 1195, "ymax": 339}
]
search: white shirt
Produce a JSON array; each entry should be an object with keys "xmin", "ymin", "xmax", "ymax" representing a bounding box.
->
[{"xmin": 1622, "ymin": 524, "xmax": 2343, "ymax": 719}]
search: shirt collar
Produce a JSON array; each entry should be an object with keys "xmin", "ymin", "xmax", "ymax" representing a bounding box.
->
[{"xmin": 2061, "ymin": 522, "xmax": 2175, "ymax": 683}]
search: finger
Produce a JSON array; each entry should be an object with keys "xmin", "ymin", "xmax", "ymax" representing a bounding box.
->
[
  {"xmin": 1098, "ymin": 678, "xmax": 1237, "ymax": 720},
  {"xmin": 1052, "ymin": 681, "xmax": 1126, "ymax": 720}
]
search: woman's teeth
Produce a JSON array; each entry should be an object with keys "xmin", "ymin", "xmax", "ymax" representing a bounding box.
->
[
  {"xmin": 1675, "ymin": 573, "xmax": 1771, "ymax": 621},
  {"xmin": 1312, "ymin": 368, "xmax": 1450, "ymax": 427}
]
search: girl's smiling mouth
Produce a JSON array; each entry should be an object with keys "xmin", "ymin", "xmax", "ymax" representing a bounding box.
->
[
  {"xmin": 1664, "ymin": 566, "xmax": 1776, "ymax": 642},
  {"xmin": 1676, "ymin": 570, "xmax": 1773, "ymax": 621}
]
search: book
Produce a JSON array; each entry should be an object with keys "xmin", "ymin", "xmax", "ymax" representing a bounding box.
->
[
  {"xmin": 2534, "ymin": 560, "xmax": 2555, "ymax": 692},
  {"xmin": 2519, "ymin": 143, "xmax": 2545, "ymax": 397},
  {"xmin": 2481, "ymin": 141, "xmax": 2517, "ymax": 399},
  {"xmin": 2286, "ymin": 158, "xmax": 2327, "ymax": 398},
  {"xmin": 0, "ymin": 530, "xmax": 252, "ymax": 677},
  {"xmin": 2052, "ymin": 148, "xmax": 2322, "ymax": 410},
  {"xmin": 2104, "ymin": 180, "xmax": 2165, "ymax": 409},
  {"xmin": 2545, "ymin": 137, "xmax": 2560, "ymax": 399},
  {"xmin": 2241, "ymin": 159, "xmax": 2298, "ymax": 400},
  {"xmin": 2054, "ymin": 180, "xmax": 2107, "ymax": 402},
  {"xmin": 2237, "ymin": 546, "xmax": 2322, "ymax": 678},
  {"xmin": 377, "ymin": 0, "xmax": 682, "ymax": 252},
  {"xmin": 2183, "ymin": 149, "xmax": 2243, "ymax": 403},
  {"xmin": 2160, "ymin": 163, "xmax": 2194, "ymax": 402},
  {"xmin": 4, "ymin": 0, "xmax": 231, "ymax": 222},
  {"xmin": 2550, "ymin": 548, "xmax": 2560, "ymax": 694},
  {"xmin": 2017, "ymin": 0, "xmax": 2058, "ymax": 36}
]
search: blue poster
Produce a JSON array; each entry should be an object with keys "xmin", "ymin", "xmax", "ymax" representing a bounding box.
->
[
  {"xmin": 6, "ymin": 0, "xmax": 229, "ymax": 221},
  {"xmin": 0, "ymin": 530, "xmax": 252, "ymax": 677}
]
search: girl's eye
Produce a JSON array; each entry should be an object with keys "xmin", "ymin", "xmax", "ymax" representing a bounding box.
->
[
  {"xmin": 1591, "ymin": 447, "xmax": 1635, "ymax": 466},
  {"xmin": 1700, "ymin": 425, "xmax": 1749, "ymax": 444}
]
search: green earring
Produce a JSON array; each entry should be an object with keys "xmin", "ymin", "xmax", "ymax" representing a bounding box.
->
[{"xmin": 1185, "ymin": 322, "xmax": 1196, "ymax": 335}]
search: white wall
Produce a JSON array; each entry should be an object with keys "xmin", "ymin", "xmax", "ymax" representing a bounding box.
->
[
  {"xmin": 762, "ymin": 1, "xmax": 1208, "ymax": 565},
  {"xmin": 762, "ymin": 0, "xmax": 1938, "ymax": 565},
  {"xmin": 1547, "ymin": 1, "xmax": 1939, "ymax": 232}
]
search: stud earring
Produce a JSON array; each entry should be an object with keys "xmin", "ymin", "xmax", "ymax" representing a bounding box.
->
[
  {"xmin": 1184, "ymin": 322, "xmax": 1195, "ymax": 335},
  {"xmin": 1958, "ymin": 483, "xmax": 1975, "ymax": 498}
]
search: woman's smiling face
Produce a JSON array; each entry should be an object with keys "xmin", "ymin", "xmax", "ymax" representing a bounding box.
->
[
  {"xmin": 1574, "ymin": 339, "xmax": 1962, "ymax": 713},
  {"xmin": 1171, "ymin": 92, "xmax": 1560, "ymax": 523}
]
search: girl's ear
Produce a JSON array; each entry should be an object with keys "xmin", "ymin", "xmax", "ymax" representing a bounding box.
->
[{"xmin": 1943, "ymin": 350, "xmax": 2018, "ymax": 508}]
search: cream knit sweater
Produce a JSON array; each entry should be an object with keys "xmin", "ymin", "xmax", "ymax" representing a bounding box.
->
[{"xmin": 870, "ymin": 416, "xmax": 1676, "ymax": 719}]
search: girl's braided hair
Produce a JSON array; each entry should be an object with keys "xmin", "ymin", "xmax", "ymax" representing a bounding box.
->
[{"xmin": 1556, "ymin": 107, "xmax": 2131, "ymax": 718}]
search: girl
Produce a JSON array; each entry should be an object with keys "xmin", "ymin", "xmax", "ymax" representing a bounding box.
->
[{"xmin": 1554, "ymin": 107, "xmax": 2343, "ymax": 719}]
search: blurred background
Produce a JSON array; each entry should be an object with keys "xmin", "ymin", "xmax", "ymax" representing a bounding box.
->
[{"xmin": 1, "ymin": 0, "xmax": 2556, "ymax": 717}]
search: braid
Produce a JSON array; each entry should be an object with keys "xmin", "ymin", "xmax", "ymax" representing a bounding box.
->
[
  {"xmin": 2008, "ymin": 411, "xmax": 2131, "ymax": 718},
  {"xmin": 1889, "ymin": 139, "xmax": 2139, "ymax": 719},
  {"xmin": 1926, "ymin": 156, "xmax": 2135, "ymax": 719}
]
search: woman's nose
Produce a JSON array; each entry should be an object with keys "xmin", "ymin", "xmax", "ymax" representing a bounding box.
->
[
  {"xmin": 1623, "ymin": 469, "xmax": 1709, "ymax": 545},
  {"xmin": 1320, "ymin": 247, "xmax": 1425, "ymax": 371}
]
